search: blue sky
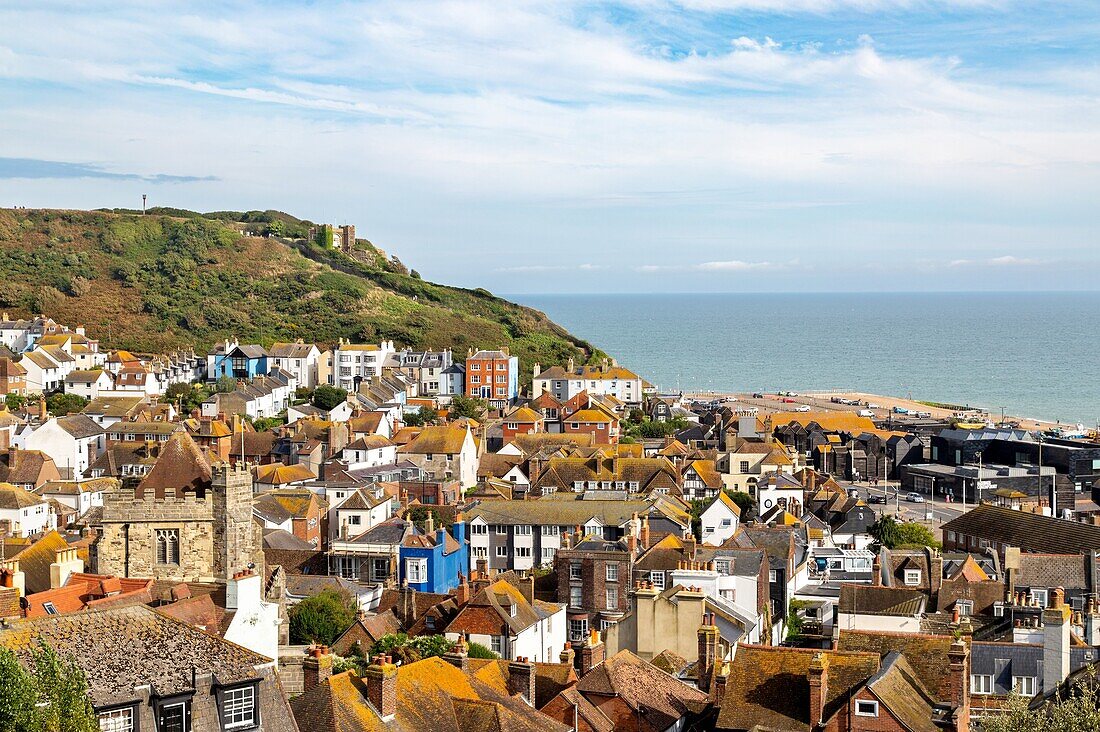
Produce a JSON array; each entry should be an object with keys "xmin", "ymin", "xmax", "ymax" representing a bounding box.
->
[{"xmin": 1, "ymin": 0, "xmax": 1098, "ymax": 293}]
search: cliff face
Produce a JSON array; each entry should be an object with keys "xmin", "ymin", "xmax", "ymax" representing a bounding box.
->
[{"xmin": 0, "ymin": 208, "xmax": 600, "ymax": 379}]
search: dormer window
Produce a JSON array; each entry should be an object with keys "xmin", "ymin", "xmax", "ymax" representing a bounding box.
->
[
  {"xmin": 904, "ymin": 569, "xmax": 921, "ymax": 586},
  {"xmin": 509, "ymin": 603, "xmax": 517, "ymax": 617}
]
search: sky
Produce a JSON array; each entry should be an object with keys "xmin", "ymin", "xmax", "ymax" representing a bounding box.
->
[{"xmin": 1, "ymin": 1, "xmax": 1098, "ymax": 293}]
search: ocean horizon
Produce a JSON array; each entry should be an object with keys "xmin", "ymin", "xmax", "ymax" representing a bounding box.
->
[{"xmin": 512, "ymin": 291, "xmax": 1100, "ymax": 426}]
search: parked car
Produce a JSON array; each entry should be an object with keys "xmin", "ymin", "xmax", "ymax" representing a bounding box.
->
[
  {"xmin": 858, "ymin": 409, "xmax": 875, "ymax": 417},
  {"xmin": 868, "ymin": 494, "xmax": 888, "ymax": 504},
  {"xmin": 868, "ymin": 403, "xmax": 881, "ymax": 409},
  {"xmin": 795, "ymin": 404, "xmax": 811, "ymax": 412},
  {"xmin": 905, "ymin": 492, "xmax": 925, "ymax": 503}
]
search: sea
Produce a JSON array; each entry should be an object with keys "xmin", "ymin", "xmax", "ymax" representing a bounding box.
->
[{"xmin": 512, "ymin": 292, "xmax": 1100, "ymax": 426}]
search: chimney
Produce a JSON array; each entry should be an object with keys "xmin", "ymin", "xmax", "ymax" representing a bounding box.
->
[
  {"xmin": 303, "ymin": 645, "xmax": 334, "ymax": 693},
  {"xmin": 579, "ymin": 630, "xmax": 604, "ymax": 676},
  {"xmin": 38, "ymin": 397, "xmax": 47, "ymax": 422},
  {"xmin": 398, "ymin": 582, "xmax": 417, "ymax": 628},
  {"xmin": 808, "ymin": 652, "xmax": 829, "ymax": 727},
  {"xmin": 364, "ymin": 654, "xmax": 398, "ymax": 720},
  {"xmin": 226, "ymin": 569, "xmax": 261, "ymax": 612},
  {"xmin": 872, "ymin": 554, "xmax": 882, "ymax": 587},
  {"xmin": 443, "ymin": 636, "xmax": 469, "ymax": 672},
  {"xmin": 533, "ymin": 362, "xmax": 542, "ymax": 379},
  {"xmin": 948, "ymin": 639, "xmax": 970, "ymax": 732},
  {"xmin": 697, "ymin": 612, "xmax": 719, "ymax": 694},
  {"xmin": 640, "ymin": 516, "xmax": 650, "ymax": 549},
  {"xmin": 1044, "ymin": 587, "xmax": 1072, "ymax": 693},
  {"xmin": 928, "ymin": 547, "xmax": 943, "ymax": 599},
  {"xmin": 1085, "ymin": 597, "xmax": 1100, "ymax": 646},
  {"xmin": 0, "ymin": 560, "xmax": 25, "ymax": 597},
  {"xmin": 424, "ymin": 512, "xmax": 435, "ymax": 535},
  {"xmin": 567, "ymin": 357, "xmax": 575, "ymax": 372},
  {"xmin": 49, "ymin": 548, "xmax": 84, "ymax": 589},
  {"xmin": 714, "ymin": 659, "xmax": 730, "ymax": 707},
  {"xmin": 559, "ymin": 642, "xmax": 576, "ymax": 670},
  {"xmin": 508, "ymin": 656, "xmax": 536, "ymax": 706}
]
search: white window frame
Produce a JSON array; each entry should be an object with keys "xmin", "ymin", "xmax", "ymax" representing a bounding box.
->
[
  {"xmin": 650, "ymin": 571, "xmax": 665, "ymax": 590},
  {"xmin": 570, "ymin": 562, "xmax": 581, "ymax": 580},
  {"xmin": 1013, "ymin": 676, "xmax": 1036, "ymax": 696},
  {"xmin": 1030, "ymin": 589, "xmax": 1049, "ymax": 608},
  {"xmin": 98, "ymin": 707, "xmax": 135, "ymax": 732},
  {"xmin": 971, "ymin": 674, "xmax": 993, "ymax": 695},
  {"xmin": 221, "ymin": 686, "xmax": 256, "ymax": 730},
  {"xmin": 405, "ymin": 557, "xmax": 427, "ymax": 584},
  {"xmin": 606, "ymin": 564, "xmax": 618, "ymax": 582},
  {"xmin": 854, "ymin": 700, "xmax": 878, "ymax": 717},
  {"xmin": 570, "ymin": 586, "xmax": 583, "ymax": 608},
  {"xmin": 904, "ymin": 569, "xmax": 922, "ymax": 586}
]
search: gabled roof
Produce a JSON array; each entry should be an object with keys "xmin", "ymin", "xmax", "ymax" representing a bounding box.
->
[
  {"xmin": 398, "ymin": 424, "xmax": 469, "ymax": 455},
  {"xmin": 942, "ymin": 504, "xmax": 1100, "ymax": 554},
  {"xmin": 0, "ymin": 482, "xmax": 46, "ymax": 508},
  {"xmin": 0, "ymin": 604, "xmax": 270, "ymax": 708},
  {"xmin": 254, "ymin": 462, "xmax": 316, "ymax": 486},
  {"xmin": 290, "ymin": 657, "xmax": 568, "ymax": 732},
  {"xmin": 55, "ymin": 414, "xmax": 104, "ymax": 440},
  {"xmin": 865, "ymin": 652, "xmax": 942, "ymax": 732},
  {"xmin": 836, "ymin": 630, "xmax": 956, "ymax": 702},
  {"xmin": 716, "ymin": 645, "xmax": 879, "ymax": 731},
  {"xmin": 573, "ymin": 650, "xmax": 708, "ymax": 731}
]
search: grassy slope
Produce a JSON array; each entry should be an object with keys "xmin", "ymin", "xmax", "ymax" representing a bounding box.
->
[{"xmin": 0, "ymin": 208, "xmax": 603, "ymax": 380}]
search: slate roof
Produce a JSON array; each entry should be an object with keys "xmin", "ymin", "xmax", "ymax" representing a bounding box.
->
[
  {"xmin": 1014, "ymin": 553, "xmax": 1088, "ymax": 589},
  {"xmin": 942, "ymin": 504, "xmax": 1100, "ymax": 554},
  {"xmin": 56, "ymin": 414, "xmax": 104, "ymax": 440},
  {"xmin": 838, "ymin": 585, "xmax": 926, "ymax": 616},
  {"xmin": 0, "ymin": 604, "xmax": 269, "ymax": 707},
  {"xmin": 716, "ymin": 645, "xmax": 879, "ymax": 731}
]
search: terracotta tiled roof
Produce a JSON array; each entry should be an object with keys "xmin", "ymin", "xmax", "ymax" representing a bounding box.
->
[
  {"xmin": 865, "ymin": 652, "xmax": 942, "ymax": 732},
  {"xmin": 574, "ymin": 650, "xmax": 707, "ymax": 730}
]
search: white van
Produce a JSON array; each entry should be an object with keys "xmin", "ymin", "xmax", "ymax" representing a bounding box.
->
[{"xmin": 858, "ymin": 409, "xmax": 875, "ymax": 417}]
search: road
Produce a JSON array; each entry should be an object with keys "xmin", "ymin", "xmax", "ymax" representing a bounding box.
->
[{"xmin": 845, "ymin": 481, "xmax": 968, "ymax": 538}]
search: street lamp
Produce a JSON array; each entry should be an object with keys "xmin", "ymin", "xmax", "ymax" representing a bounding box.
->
[{"xmin": 976, "ymin": 451, "xmax": 983, "ymax": 506}]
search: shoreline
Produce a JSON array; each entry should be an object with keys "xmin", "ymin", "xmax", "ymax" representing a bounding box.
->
[{"xmin": 680, "ymin": 389, "xmax": 1079, "ymax": 433}]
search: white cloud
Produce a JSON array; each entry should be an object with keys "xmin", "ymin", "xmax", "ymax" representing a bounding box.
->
[{"xmin": 950, "ymin": 255, "xmax": 1048, "ymax": 268}]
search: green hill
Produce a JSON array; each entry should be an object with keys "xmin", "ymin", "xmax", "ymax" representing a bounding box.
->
[{"xmin": 0, "ymin": 208, "xmax": 602, "ymax": 380}]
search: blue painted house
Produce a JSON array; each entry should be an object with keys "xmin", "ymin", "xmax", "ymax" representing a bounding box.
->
[
  {"xmin": 400, "ymin": 518, "xmax": 468, "ymax": 594},
  {"xmin": 207, "ymin": 339, "xmax": 269, "ymax": 381}
]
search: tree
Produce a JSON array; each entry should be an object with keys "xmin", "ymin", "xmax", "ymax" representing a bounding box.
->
[
  {"xmin": 868, "ymin": 515, "xmax": 903, "ymax": 549},
  {"xmin": 403, "ymin": 406, "xmax": 439, "ymax": 428},
  {"xmin": 0, "ymin": 641, "xmax": 97, "ymax": 732},
  {"xmin": 4, "ymin": 393, "xmax": 25, "ymax": 411},
  {"xmin": 215, "ymin": 375, "xmax": 237, "ymax": 393},
  {"xmin": 726, "ymin": 490, "xmax": 756, "ymax": 521},
  {"xmin": 165, "ymin": 382, "xmax": 209, "ymax": 414},
  {"xmin": 0, "ymin": 646, "xmax": 37, "ymax": 732},
  {"xmin": 896, "ymin": 521, "xmax": 942, "ymax": 550},
  {"xmin": 979, "ymin": 672, "xmax": 1100, "ymax": 732},
  {"xmin": 449, "ymin": 395, "xmax": 486, "ymax": 420},
  {"xmin": 467, "ymin": 642, "xmax": 498, "ymax": 659},
  {"xmin": 30, "ymin": 640, "xmax": 98, "ymax": 732},
  {"xmin": 289, "ymin": 589, "xmax": 357, "ymax": 646},
  {"xmin": 46, "ymin": 392, "xmax": 88, "ymax": 416},
  {"xmin": 406, "ymin": 505, "xmax": 451, "ymax": 533},
  {"xmin": 312, "ymin": 385, "xmax": 348, "ymax": 411}
]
